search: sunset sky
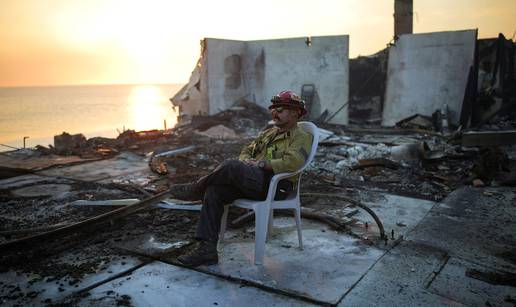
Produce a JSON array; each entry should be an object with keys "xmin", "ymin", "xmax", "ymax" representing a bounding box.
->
[{"xmin": 0, "ymin": 0, "xmax": 515, "ymax": 87}]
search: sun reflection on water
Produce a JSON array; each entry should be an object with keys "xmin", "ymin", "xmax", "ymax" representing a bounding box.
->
[{"xmin": 128, "ymin": 85, "xmax": 178, "ymax": 131}]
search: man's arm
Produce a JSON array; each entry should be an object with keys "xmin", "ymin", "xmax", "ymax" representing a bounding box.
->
[
  {"xmin": 238, "ymin": 140, "xmax": 256, "ymax": 161},
  {"xmin": 269, "ymin": 133, "xmax": 312, "ymax": 174},
  {"xmin": 238, "ymin": 128, "xmax": 274, "ymax": 161}
]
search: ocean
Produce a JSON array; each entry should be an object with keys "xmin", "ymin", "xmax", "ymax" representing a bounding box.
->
[{"xmin": 0, "ymin": 84, "xmax": 183, "ymax": 151}]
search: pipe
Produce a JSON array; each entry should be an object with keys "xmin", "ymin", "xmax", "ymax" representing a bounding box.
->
[{"xmin": 301, "ymin": 193, "xmax": 386, "ymax": 239}]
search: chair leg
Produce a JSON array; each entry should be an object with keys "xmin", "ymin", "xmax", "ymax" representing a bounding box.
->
[
  {"xmin": 294, "ymin": 207, "xmax": 303, "ymax": 250},
  {"xmin": 267, "ymin": 209, "xmax": 274, "ymax": 242},
  {"xmin": 254, "ymin": 205, "xmax": 270, "ymax": 265},
  {"xmin": 219, "ymin": 205, "xmax": 229, "ymax": 244}
]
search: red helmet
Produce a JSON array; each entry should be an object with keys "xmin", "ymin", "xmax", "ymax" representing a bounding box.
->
[{"xmin": 269, "ymin": 90, "xmax": 307, "ymax": 116}]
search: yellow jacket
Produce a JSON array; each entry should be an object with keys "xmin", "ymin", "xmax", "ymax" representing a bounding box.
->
[{"xmin": 239, "ymin": 124, "xmax": 313, "ymax": 186}]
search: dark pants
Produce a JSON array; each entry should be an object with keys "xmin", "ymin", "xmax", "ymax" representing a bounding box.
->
[{"xmin": 194, "ymin": 160, "xmax": 270, "ymax": 242}]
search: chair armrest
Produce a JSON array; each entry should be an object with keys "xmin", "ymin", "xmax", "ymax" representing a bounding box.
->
[{"xmin": 264, "ymin": 172, "xmax": 296, "ymax": 202}]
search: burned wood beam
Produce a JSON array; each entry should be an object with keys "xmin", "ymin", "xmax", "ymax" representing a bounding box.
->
[
  {"xmin": 351, "ymin": 158, "xmax": 401, "ymax": 170},
  {"xmin": 462, "ymin": 130, "xmax": 516, "ymax": 147},
  {"xmin": 0, "ymin": 223, "xmax": 70, "ymax": 237},
  {"xmin": 0, "ymin": 166, "xmax": 34, "ymax": 179}
]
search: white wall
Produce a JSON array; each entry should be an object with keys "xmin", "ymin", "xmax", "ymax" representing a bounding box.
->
[
  {"xmin": 205, "ymin": 39, "xmax": 248, "ymax": 114},
  {"xmin": 246, "ymin": 36, "xmax": 349, "ymax": 124},
  {"xmin": 197, "ymin": 36, "xmax": 349, "ymax": 124},
  {"xmin": 382, "ymin": 30, "xmax": 477, "ymax": 126}
]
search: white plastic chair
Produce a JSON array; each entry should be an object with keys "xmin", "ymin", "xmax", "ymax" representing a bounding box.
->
[{"xmin": 219, "ymin": 121, "xmax": 319, "ymax": 265}]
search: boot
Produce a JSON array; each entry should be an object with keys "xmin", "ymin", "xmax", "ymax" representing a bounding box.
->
[
  {"xmin": 169, "ymin": 183, "xmax": 202, "ymax": 201},
  {"xmin": 177, "ymin": 241, "xmax": 218, "ymax": 266}
]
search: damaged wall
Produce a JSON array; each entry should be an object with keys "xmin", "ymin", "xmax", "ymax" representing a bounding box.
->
[
  {"xmin": 245, "ymin": 36, "xmax": 349, "ymax": 124},
  {"xmin": 173, "ymin": 58, "xmax": 209, "ymax": 116},
  {"xmin": 172, "ymin": 35, "xmax": 349, "ymax": 125},
  {"xmin": 382, "ymin": 30, "xmax": 477, "ymax": 127},
  {"xmin": 474, "ymin": 34, "xmax": 516, "ymax": 126},
  {"xmin": 205, "ymin": 39, "xmax": 248, "ymax": 114}
]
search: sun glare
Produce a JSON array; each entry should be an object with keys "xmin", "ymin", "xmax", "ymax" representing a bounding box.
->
[{"xmin": 128, "ymin": 85, "xmax": 178, "ymax": 132}]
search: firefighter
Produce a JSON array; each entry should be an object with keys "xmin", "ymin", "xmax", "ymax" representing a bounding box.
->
[{"xmin": 172, "ymin": 90, "xmax": 312, "ymax": 266}]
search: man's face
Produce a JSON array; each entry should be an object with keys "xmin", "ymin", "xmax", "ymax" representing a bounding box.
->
[{"xmin": 270, "ymin": 106, "xmax": 299, "ymax": 129}]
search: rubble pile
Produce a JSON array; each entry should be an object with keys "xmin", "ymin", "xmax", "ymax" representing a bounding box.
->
[
  {"xmin": 307, "ymin": 127, "xmax": 481, "ymax": 201},
  {"xmin": 2, "ymin": 101, "xmax": 515, "ymax": 234}
]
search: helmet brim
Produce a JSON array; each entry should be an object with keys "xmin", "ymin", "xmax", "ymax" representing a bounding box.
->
[{"xmin": 268, "ymin": 103, "xmax": 307, "ymax": 116}]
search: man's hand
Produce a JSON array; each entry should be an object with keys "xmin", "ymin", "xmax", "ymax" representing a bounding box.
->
[
  {"xmin": 243, "ymin": 159, "xmax": 258, "ymax": 166},
  {"xmin": 242, "ymin": 159, "xmax": 272, "ymax": 171}
]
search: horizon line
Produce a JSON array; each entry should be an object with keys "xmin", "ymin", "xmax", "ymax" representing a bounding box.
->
[{"xmin": 0, "ymin": 82, "xmax": 186, "ymax": 90}]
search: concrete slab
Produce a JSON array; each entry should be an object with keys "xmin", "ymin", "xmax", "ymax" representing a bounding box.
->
[
  {"xmin": 340, "ymin": 240, "xmax": 459, "ymax": 306},
  {"xmin": 0, "ymin": 255, "xmax": 144, "ymax": 306},
  {"xmin": 39, "ymin": 152, "xmax": 153, "ymax": 184},
  {"xmin": 383, "ymin": 30, "xmax": 477, "ymax": 126},
  {"xmin": 75, "ymin": 261, "xmax": 315, "ymax": 307},
  {"xmin": 408, "ymin": 186, "xmax": 516, "ymax": 272},
  {"xmin": 428, "ymin": 257, "xmax": 516, "ymax": 306},
  {"xmin": 204, "ymin": 218, "xmax": 385, "ymax": 305},
  {"xmin": 121, "ymin": 218, "xmax": 386, "ymax": 304},
  {"xmin": 351, "ymin": 192, "xmax": 438, "ymax": 240}
]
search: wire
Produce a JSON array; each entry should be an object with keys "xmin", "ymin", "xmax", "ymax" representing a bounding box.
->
[{"xmin": 0, "ymin": 143, "xmax": 20, "ymax": 150}]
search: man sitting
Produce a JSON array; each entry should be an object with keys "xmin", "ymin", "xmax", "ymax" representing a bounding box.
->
[{"xmin": 172, "ymin": 90, "xmax": 313, "ymax": 266}]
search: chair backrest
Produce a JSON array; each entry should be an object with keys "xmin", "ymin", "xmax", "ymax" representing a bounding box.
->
[{"xmin": 297, "ymin": 121, "xmax": 319, "ymax": 173}]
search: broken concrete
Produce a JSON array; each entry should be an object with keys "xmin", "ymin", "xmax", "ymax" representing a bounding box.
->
[
  {"xmin": 0, "ymin": 255, "xmax": 144, "ymax": 306},
  {"xmin": 428, "ymin": 257, "xmax": 516, "ymax": 306},
  {"xmin": 408, "ymin": 186, "xmax": 516, "ymax": 272}
]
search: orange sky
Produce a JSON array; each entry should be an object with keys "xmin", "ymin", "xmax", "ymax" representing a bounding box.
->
[{"xmin": 0, "ymin": 0, "xmax": 515, "ymax": 87}]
